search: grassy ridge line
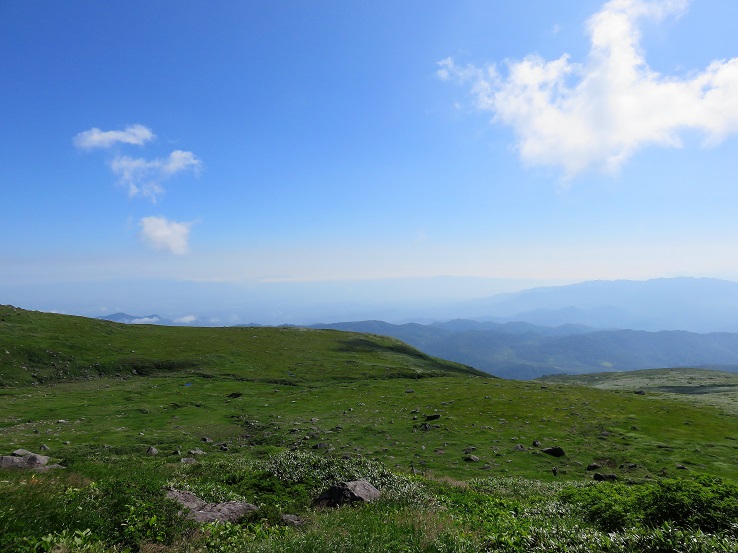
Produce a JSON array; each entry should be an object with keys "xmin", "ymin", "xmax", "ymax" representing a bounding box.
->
[{"xmin": 0, "ymin": 305, "xmax": 487, "ymax": 387}]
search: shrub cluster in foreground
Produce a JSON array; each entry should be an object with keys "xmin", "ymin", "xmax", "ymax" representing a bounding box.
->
[{"xmin": 2, "ymin": 451, "xmax": 738, "ymax": 552}]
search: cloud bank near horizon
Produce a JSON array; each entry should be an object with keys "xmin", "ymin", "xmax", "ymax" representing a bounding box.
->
[{"xmin": 439, "ymin": 0, "xmax": 738, "ymax": 178}]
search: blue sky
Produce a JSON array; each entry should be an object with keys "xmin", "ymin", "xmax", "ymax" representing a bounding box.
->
[{"xmin": 2, "ymin": 0, "xmax": 738, "ymax": 323}]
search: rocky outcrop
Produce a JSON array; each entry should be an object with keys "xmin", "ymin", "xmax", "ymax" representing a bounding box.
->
[
  {"xmin": 0, "ymin": 450, "xmax": 57, "ymax": 470},
  {"xmin": 312, "ymin": 480, "xmax": 380, "ymax": 508},
  {"xmin": 166, "ymin": 489, "xmax": 258, "ymax": 523}
]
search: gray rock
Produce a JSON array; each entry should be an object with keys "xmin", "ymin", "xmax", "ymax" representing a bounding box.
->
[
  {"xmin": 12, "ymin": 449, "xmax": 33, "ymax": 456},
  {"xmin": 593, "ymin": 473, "xmax": 617, "ymax": 481},
  {"xmin": 541, "ymin": 446, "xmax": 566, "ymax": 458},
  {"xmin": 313, "ymin": 480, "xmax": 380, "ymax": 508},
  {"xmin": 532, "ymin": 440, "xmax": 541, "ymax": 447},
  {"xmin": 281, "ymin": 514, "xmax": 304, "ymax": 526},
  {"xmin": 0, "ymin": 456, "xmax": 29, "ymax": 469},
  {"xmin": 587, "ymin": 463, "xmax": 602, "ymax": 471},
  {"xmin": 147, "ymin": 447, "xmax": 158, "ymax": 456},
  {"xmin": 465, "ymin": 455, "xmax": 480, "ymax": 462},
  {"xmin": 0, "ymin": 452, "xmax": 50, "ymax": 469},
  {"xmin": 181, "ymin": 458, "xmax": 197, "ymax": 464},
  {"xmin": 39, "ymin": 444, "xmax": 50, "ymax": 451},
  {"xmin": 166, "ymin": 489, "xmax": 257, "ymax": 523},
  {"xmin": 513, "ymin": 444, "xmax": 526, "ymax": 451}
]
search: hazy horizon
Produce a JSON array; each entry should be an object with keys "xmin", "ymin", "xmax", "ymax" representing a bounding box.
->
[{"xmin": 4, "ymin": 275, "xmax": 738, "ymax": 330}]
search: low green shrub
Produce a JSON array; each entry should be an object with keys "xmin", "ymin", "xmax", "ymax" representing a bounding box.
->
[
  {"xmin": 258, "ymin": 450, "xmax": 429, "ymax": 504},
  {"xmin": 560, "ymin": 475, "xmax": 738, "ymax": 533}
]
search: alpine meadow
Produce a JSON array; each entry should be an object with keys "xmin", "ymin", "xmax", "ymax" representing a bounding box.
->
[
  {"xmin": 4, "ymin": 0, "xmax": 738, "ymax": 552},
  {"xmin": 3, "ymin": 305, "xmax": 738, "ymax": 552}
]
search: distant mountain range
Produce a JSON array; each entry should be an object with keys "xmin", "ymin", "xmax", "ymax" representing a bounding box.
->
[
  {"xmin": 445, "ymin": 277, "xmax": 738, "ymax": 333},
  {"xmin": 310, "ymin": 319, "xmax": 738, "ymax": 379},
  {"xmin": 99, "ymin": 277, "xmax": 738, "ymax": 379}
]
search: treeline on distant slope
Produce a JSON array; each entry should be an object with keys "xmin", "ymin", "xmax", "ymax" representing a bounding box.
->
[{"xmin": 311, "ymin": 320, "xmax": 738, "ymax": 379}]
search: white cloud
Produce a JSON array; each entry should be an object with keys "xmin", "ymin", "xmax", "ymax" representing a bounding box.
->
[
  {"xmin": 111, "ymin": 150, "xmax": 201, "ymax": 202},
  {"xmin": 174, "ymin": 315, "xmax": 197, "ymax": 324},
  {"xmin": 439, "ymin": 0, "xmax": 738, "ymax": 178},
  {"xmin": 139, "ymin": 216, "xmax": 194, "ymax": 255},
  {"xmin": 74, "ymin": 124, "xmax": 155, "ymax": 149},
  {"xmin": 130, "ymin": 316, "xmax": 161, "ymax": 324}
]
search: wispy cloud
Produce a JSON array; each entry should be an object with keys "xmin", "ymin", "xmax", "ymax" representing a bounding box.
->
[
  {"xmin": 138, "ymin": 216, "xmax": 194, "ymax": 255},
  {"xmin": 439, "ymin": 0, "xmax": 738, "ymax": 178},
  {"xmin": 73, "ymin": 124, "xmax": 155, "ymax": 149},
  {"xmin": 111, "ymin": 150, "xmax": 201, "ymax": 202}
]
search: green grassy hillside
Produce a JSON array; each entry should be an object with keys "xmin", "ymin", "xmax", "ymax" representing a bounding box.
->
[
  {"xmin": 540, "ymin": 367, "xmax": 738, "ymax": 415},
  {"xmin": 3, "ymin": 307, "xmax": 738, "ymax": 552},
  {"xmin": 0, "ymin": 305, "xmax": 486, "ymax": 387}
]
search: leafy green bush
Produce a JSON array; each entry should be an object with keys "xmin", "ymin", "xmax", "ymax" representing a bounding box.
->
[
  {"xmin": 259, "ymin": 450, "xmax": 429, "ymax": 504},
  {"xmin": 30, "ymin": 528, "xmax": 123, "ymax": 553},
  {"xmin": 561, "ymin": 475, "xmax": 738, "ymax": 533},
  {"xmin": 0, "ymin": 467, "xmax": 190, "ymax": 553}
]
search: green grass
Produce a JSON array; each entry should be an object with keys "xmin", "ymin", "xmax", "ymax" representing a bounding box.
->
[
  {"xmin": 540, "ymin": 367, "xmax": 738, "ymax": 415},
  {"xmin": 0, "ymin": 305, "xmax": 487, "ymax": 387},
  {"xmin": 3, "ymin": 306, "xmax": 738, "ymax": 552}
]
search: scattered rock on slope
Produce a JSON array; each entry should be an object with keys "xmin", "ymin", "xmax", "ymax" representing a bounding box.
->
[
  {"xmin": 0, "ymin": 450, "xmax": 51, "ymax": 469},
  {"xmin": 313, "ymin": 480, "xmax": 380, "ymax": 508},
  {"xmin": 166, "ymin": 489, "xmax": 258, "ymax": 523},
  {"xmin": 541, "ymin": 446, "xmax": 566, "ymax": 458}
]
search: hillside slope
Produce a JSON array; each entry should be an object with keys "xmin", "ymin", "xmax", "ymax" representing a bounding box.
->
[
  {"xmin": 0, "ymin": 305, "xmax": 486, "ymax": 387},
  {"xmin": 4, "ymin": 310, "xmax": 738, "ymax": 552}
]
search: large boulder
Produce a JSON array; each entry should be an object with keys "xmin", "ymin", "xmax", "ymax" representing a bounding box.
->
[
  {"xmin": 0, "ymin": 451, "xmax": 50, "ymax": 469},
  {"xmin": 541, "ymin": 446, "xmax": 566, "ymax": 458},
  {"xmin": 166, "ymin": 489, "xmax": 258, "ymax": 523},
  {"xmin": 312, "ymin": 480, "xmax": 380, "ymax": 508}
]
